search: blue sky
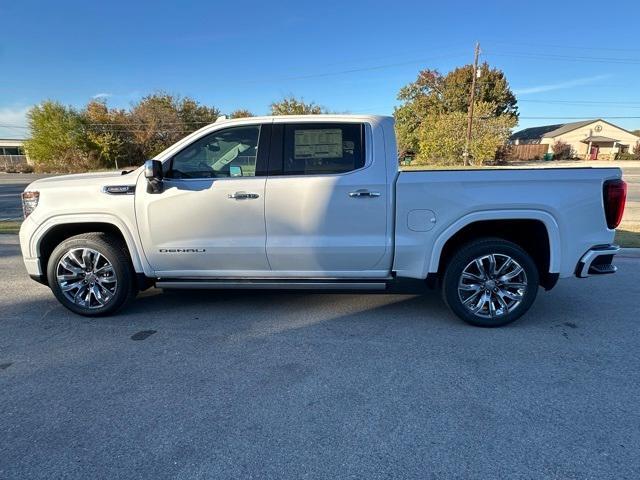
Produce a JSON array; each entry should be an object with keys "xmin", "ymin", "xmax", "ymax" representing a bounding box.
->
[{"xmin": 1, "ymin": 0, "xmax": 639, "ymax": 139}]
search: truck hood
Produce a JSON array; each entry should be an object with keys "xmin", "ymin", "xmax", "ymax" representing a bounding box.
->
[{"xmin": 25, "ymin": 169, "xmax": 141, "ymax": 191}]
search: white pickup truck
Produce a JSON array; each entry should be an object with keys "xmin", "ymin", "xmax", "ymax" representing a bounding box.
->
[{"xmin": 19, "ymin": 115, "xmax": 627, "ymax": 326}]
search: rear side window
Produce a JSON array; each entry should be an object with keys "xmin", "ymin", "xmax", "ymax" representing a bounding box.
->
[{"xmin": 282, "ymin": 123, "xmax": 365, "ymax": 175}]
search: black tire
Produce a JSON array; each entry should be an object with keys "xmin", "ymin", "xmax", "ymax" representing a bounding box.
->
[
  {"xmin": 442, "ymin": 238, "xmax": 539, "ymax": 327},
  {"xmin": 46, "ymin": 232, "xmax": 136, "ymax": 316}
]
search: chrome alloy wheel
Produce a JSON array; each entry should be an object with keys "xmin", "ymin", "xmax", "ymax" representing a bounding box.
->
[
  {"xmin": 56, "ymin": 248, "xmax": 118, "ymax": 309},
  {"xmin": 457, "ymin": 254, "xmax": 528, "ymax": 319}
]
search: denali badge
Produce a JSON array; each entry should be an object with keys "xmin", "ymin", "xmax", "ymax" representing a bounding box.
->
[
  {"xmin": 159, "ymin": 248, "xmax": 206, "ymax": 253},
  {"xmin": 102, "ymin": 185, "xmax": 136, "ymax": 195}
]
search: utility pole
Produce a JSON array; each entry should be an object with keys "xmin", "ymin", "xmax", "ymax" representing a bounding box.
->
[{"xmin": 463, "ymin": 42, "xmax": 480, "ymax": 166}]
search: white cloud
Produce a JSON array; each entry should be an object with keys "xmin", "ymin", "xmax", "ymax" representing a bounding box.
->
[
  {"xmin": 514, "ymin": 74, "xmax": 611, "ymax": 95},
  {"xmin": 0, "ymin": 106, "xmax": 31, "ymax": 139},
  {"xmin": 92, "ymin": 92, "xmax": 113, "ymax": 100}
]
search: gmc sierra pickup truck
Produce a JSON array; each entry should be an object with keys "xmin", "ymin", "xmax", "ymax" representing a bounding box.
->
[{"xmin": 19, "ymin": 115, "xmax": 627, "ymax": 326}]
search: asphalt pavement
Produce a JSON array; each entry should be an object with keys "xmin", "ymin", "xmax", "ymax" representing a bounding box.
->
[{"xmin": 1, "ymin": 234, "xmax": 639, "ymax": 479}]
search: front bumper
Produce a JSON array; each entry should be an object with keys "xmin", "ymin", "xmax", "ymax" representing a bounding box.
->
[
  {"xmin": 575, "ymin": 245, "xmax": 619, "ymax": 278},
  {"xmin": 19, "ymin": 216, "xmax": 47, "ymax": 284},
  {"xmin": 24, "ymin": 257, "xmax": 43, "ymax": 276}
]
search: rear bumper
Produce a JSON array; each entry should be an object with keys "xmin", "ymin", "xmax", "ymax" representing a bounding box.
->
[{"xmin": 575, "ymin": 245, "xmax": 619, "ymax": 278}]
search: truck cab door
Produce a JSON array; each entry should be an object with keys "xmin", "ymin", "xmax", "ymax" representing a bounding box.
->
[
  {"xmin": 264, "ymin": 121, "xmax": 392, "ymax": 277},
  {"xmin": 135, "ymin": 123, "xmax": 271, "ymax": 277}
]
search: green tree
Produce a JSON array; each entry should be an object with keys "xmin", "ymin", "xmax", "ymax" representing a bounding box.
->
[
  {"xmin": 26, "ymin": 93, "xmax": 222, "ymax": 171},
  {"xmin": 177, "ymin": 97, "xmax": 220, "ymax": 132},
  {"xmin": 126, "ymin": 93, "xmax": 220, "ymax": 162},
  {"xmin": 395, "ymin": 63, "xmax": 518, "ymax": 160},
  {"xmin": 270, "ymin": 96, "xmax": 327, "ymax": 115},
  {"xmin": 24, "ymin": 101, "xmax": 98, "ymax": 172},
  {"xmin": 127, "ymin": 93, "xmax": 183, "ymax": 161},
  {"xmin": 416, "ymin": 102, "xmax": 516, "ymax": 166},
  {"xmin": 83, "ymin": 100, "xmax": 126, "ymax": 169},
  {"xmin": 229, "ymin": 109, "xmax": 254, "ymax": 119}
]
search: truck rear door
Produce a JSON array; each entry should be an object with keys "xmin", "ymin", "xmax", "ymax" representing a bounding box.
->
[{"xmin": 264, "ymin": 121, "xmax": 391, "ymax": 277}]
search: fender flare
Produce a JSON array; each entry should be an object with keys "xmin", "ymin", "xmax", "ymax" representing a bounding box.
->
[
  {"xmin": 30, "ymin": 213, "xmax": 149, "ymax": 274},
  {"xmin": 426, "ymin": 209, "xmax": 561, "ymax": 275}
]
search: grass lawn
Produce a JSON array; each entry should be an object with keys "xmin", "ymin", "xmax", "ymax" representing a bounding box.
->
[
  {"xmin": 0, "ymin": 221, "xmax": 21, "ymax": 234},
  {"xmin": 616, "ymin": 223, "xmax": 640, "ymax": 248}
]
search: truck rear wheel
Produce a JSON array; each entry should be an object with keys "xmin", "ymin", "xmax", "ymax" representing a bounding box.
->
[
  {"xmin": 47, "ymin": 233, "xmax": 136, "ymax": 316},
  {"xmin": 442, "ymin": 238, "xmax": 539, "ymax": 327}
]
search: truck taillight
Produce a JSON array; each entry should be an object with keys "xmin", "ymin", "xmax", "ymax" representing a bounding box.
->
[{"xmin": 603, "ymin": 179, "xmax": 626, "ymax": 229}]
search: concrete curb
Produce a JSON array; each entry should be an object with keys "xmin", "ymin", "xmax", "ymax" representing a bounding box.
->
[{"xmin": 618, "ymin": 248, "xmax": 640, "ymax": 258}]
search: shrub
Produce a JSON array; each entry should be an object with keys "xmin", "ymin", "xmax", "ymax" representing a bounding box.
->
[
  {"xmin": 0, "ymin": 159, "xmax": 33, "ymax": 173},
  {"xmin": 551, "ymin": 140, "xmax": 573, "ymax": 159}
]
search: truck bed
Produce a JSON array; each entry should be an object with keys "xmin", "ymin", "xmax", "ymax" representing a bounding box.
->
[{"xmin": 393, "ymin": 167, "xmax": 622, "ymax": 279}]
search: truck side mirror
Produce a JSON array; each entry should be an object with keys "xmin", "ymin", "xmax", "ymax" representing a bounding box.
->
[{"xmin": 144, "ymin": 159, "xmax": 164, "ymax": 194}]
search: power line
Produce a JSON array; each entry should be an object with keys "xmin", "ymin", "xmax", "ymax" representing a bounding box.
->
[
  {"xmin": 242, "ymin": 52, "xmax": 468, "ymax": 83},
  {"xmin": 275, "ymin": 43, "xmax": 468, "ymax": 70},
  {"xmin": 518, "ymin": 100, "xmax": 640, "ymax": 109},
  {"xmin": 489, "ymin": 41, "xmax": 640, "ymax": 54},
  {"xmin": 0, "ymin": 125, "xmax": 29, "ymax": 136},
  {"xmin": 0, "ymin": 122, "xmax": 210, "ymax": 128},
  {"xmin": 484, "ymin": 51, "xmax": 640, "ymax": 65},
  {"xmin": 519, "ymin": 99, "xmax": 640, "ymax": 105},
  {"xmin": 0, "ymin": 123, "xmax": 204, "ymax": 135},
  {"xmin": 4, "ymin": 114, "xmax": 640, "ymax": 131},
  {"xmin": 516, "ymin": 116, "xmax": 640, "ymax": 120},
  {"xmin": 463, "ymin": 42, "xmax": 481, "ymax": 166}
]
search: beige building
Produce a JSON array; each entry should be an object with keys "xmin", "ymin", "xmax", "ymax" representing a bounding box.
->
[
  {"xmin": 510, "ymin": 119, "xmax": 640, "ymax": 160},
  {"xmin": 0, "ymin": 138, "xmax": 30, "ymax": 170}
]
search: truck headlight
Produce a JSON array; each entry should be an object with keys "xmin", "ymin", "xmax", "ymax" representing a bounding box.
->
[{"xmin": 22, "ymin": 191, "xmax": 40, "ymax": 218}]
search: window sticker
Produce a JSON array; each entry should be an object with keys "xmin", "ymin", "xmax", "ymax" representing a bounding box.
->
[
  {"xmin": 294, "ymin": 129, "xmax": 343, "ymax": 159},
  {"xmin": 342, "ymin": 140, "xmax": 355, "ymax": 154}
]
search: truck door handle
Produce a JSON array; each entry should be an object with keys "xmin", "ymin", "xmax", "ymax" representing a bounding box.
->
[
  {"xmin": 228, "ymin": 191, "xmax": 260, "ymax": 200},
  {"xmin": 349, "ymin": 189, "xmax": 381, "ymax": 198}
]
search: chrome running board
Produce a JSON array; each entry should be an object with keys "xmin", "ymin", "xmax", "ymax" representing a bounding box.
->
[{"xmin": 156, "ymin": 279, "xmax": 388, "ymax": 290}]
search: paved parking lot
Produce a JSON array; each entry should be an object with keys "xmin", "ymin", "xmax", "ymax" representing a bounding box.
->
[{"xmin": 1, "ymin": 234, "xmax": 639, "ymax": 479}]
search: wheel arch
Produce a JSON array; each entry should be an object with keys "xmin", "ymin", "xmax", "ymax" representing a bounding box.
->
[
  {"xmin": 32, "ymin": 215, "xmax": 146, "ymax": 282},
  {"xmin": 428, "ymin": 210, "xmax": 561, "ymax": 289}
]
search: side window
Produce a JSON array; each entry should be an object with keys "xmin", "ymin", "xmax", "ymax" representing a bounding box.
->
[
  {"xmin": 283, "ymin": 123, "xmax": 364, "ymax": 175},
  {"xmin": 168, "ymin": 125, "xmax": 260, "ymax": 179}
]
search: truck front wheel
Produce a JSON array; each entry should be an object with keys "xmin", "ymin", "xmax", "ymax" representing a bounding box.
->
[
  {"xmin": 442, "ymin": 238, "xmax": 539, "ymax": 327},
  {"xmin": 47, "ymin": 233, "xmax": 136, "ymax": 316}
]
